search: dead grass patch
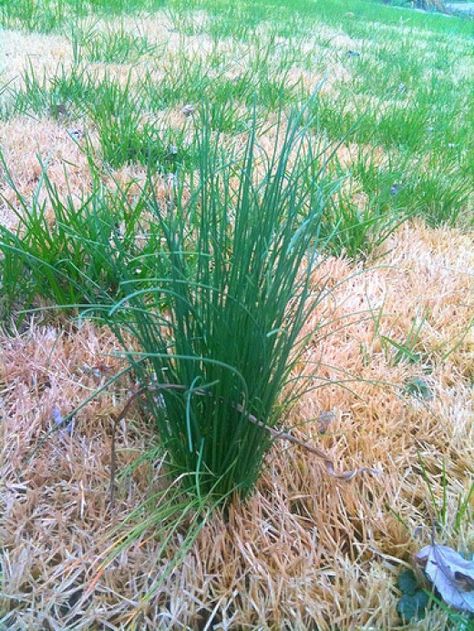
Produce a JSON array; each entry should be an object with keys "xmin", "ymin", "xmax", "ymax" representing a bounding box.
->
[
  {"xmin": 0, "ymin": 30, "xmax": 72, "ymax": 86},
  {"xmin": 0, "ymin": 116, "xmax": 91, "ymax": 218}
]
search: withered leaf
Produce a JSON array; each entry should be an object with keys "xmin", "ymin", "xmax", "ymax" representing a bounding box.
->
[{"xmin": 416, "ymin": 544, "xmax": 474, "ymax": 613}]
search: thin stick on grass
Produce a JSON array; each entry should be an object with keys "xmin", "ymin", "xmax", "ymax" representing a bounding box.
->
[{"xmin": 109, "ymin": 383, "xmax": 379, "ymax": 506}]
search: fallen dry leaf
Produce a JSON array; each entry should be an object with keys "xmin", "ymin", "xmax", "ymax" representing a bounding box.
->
[{"xmin": 416, "ymin": 544, "xmax": 474, "ymax": 613}]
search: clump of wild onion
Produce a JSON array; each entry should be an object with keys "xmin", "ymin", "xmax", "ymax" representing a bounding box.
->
[{"xmin": 109, "ymin": 107, "xmax": 334, "ymax": 499}]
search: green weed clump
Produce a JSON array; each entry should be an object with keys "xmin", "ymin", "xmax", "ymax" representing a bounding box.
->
[
  {"xmin": 89, "ymin": 91, "xmax": 194, "ymax": 170},
  {"xmin": 103, "ymin": 108, "xmax": 332, "ymax": 499},
  {"xmin": 72, "ymin": 25, "xmax": 157, "ymax": 64},
  {"xmin": 0, "ymin": 0, "xmax": 72, "ymax": 33},
  {"xmin": 2, "ymin": 64, "xmax": 91, "ymax": 121}
]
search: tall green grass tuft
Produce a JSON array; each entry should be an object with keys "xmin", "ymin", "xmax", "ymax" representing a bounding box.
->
[
  {"xmin": 0, "ymin": 157, "xmax": 166, "ymax": 317},
  {"xmin": 84, "ymin": 74, "xmax": 195, "ymax": 170},
  {"xmin": 107, "ymin": 107, "xmax": 332, "ymax": 499},
  {"xmin": 4, "ymin": 64, "xmax": 90, "ymax": 120},
  {"xmin": 0, "ymin": 0, "xmax": 70, "ymax": 33},
  {"xmin": 72, "ymin": 24, "xmax": 157, "ymax": 64}
]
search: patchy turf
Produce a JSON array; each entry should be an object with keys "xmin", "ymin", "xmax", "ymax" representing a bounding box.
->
[{"xmin": 0, "ymin": 0, "xmax": 473, "ymax": 629}]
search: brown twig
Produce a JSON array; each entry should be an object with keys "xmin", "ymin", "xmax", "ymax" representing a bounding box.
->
[
  {"xmin": 108, "ymin": 384, "xmax": 379, "ymax": 506},
  {"xmin": 234, "ymin": 403, "xmax": 379, "ymax": 480},
  {"xmin": 109, "ymin": 387, "xmax": 148, "ymax": 508}
]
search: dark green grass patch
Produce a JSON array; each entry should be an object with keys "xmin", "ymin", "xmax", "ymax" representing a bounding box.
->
[
  {"xmin": 0, "ymin": 158, "xmax": 167, "ymax": 318},
  {"xmin": 72, "ymin": 25, "xmax": 158, "ymax": 64},
  {"xmin": 2, "ymin": 64, "xmax": 92, "ymax": 121}
]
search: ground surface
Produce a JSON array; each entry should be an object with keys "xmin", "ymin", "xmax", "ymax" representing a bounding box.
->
[{"xmin": 0, "ymin": 1, "xmax": 473, "ymax": 629}]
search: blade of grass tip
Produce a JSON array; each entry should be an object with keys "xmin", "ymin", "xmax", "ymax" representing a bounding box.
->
[
  {"xmin": 454, "ymin": 483, "xmax": 474, "ymax": 535},
  {"xmin": 440, "ymin": 317, "xmax": 473, "ymax": 362},
  {"xmin": 417, "ymin": 453, "xmax": 441, "ymax": 524},
  {"xmin": 195, "ymin": 438, "xmax": 206, "ymax": 502},
  {"xmin": 441, "ymin": 459, "xmax": 448, "ymax": 527}
]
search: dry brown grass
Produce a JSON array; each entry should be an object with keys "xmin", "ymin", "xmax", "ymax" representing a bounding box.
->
[
  {"xmin": 0, "ymin": 31, "xmax": 72, "ymax": 86},
  {"xmin": 0, "ymin": 117, "xmax": 91, "ymax": 222},
  {"xmin": 1, "ymin": 220, "xmax": 472, "ymax": 629}
]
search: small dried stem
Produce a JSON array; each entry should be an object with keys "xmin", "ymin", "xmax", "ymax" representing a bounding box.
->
[
  {"xmin": 108, "ymin": 383, "xmax": 379, "ymax": 505},
  {"xmin": 234, "ymin": 402, "xmax": 378, "ymax": 480},
  {"xmin": 108, "ymin": 384, "xmax": 191, "ymax": 506}
]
